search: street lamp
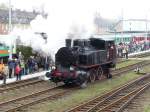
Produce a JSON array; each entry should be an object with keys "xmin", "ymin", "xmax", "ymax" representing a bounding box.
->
[
  {"xmin": 9, "ymin": 0, "xmax": 12, "ymax": 32},
  {"xmin": 9, "ymin": 0, "xmax": 12, "ymax": 59}
]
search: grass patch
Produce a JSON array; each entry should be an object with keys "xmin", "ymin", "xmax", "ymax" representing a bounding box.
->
[
  {"xmin": 117, "ymin": 55, "xmax": 150, "ymax": 69},
  {"xmin": 116, "ymin": 60, "xmax": 142, "ymax": 69},
  {"xmin": 144, "ymin": 105, "xmax": 150, "ymax": 112}
]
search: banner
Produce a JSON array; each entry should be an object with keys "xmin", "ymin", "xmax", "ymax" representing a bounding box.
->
[{"xmin": 0, "ymin": 35, "xmax": 16, "ymax": 57}]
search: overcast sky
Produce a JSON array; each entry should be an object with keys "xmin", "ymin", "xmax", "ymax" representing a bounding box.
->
[
  {"xmin": 1, "ymin": 0, "xmax": 150, "ymax": 20},
  {"xmin": 1, "ymin": 0, "xmax": 150, "ymax": 57}
]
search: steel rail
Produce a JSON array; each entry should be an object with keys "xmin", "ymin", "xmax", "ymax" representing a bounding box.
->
[
  {"xmin": 0, "ymin": 85, "xmax": 70, "ymax": 112},
  {"xmin": 97, "ymin": 82, "xmax": 150, "ymax": 112},
  {"xmin": 3, "ymin": 90, "xmax": 68, "ymax": 112},
  {"xmin": 0, "ymin": 77, "xmax": 39, "ymax": 88},
  {"xmin": 0, "ymin": 79, "xmax": 44, "ymax": 93}
]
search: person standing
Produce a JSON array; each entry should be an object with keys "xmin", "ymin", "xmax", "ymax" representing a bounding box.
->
[
  {"xmin": 8, "ymin": 59, "xmax": 14, "ymax": 78},
  {"xmin": 27, "ymin": 56, "xmax": 33, "ymax": 73},
  {"xmin": 0, "ymin": 60, "xmax": 6, "ymax": 84},
  {"xmin": 24, "ymin": 60, "xmax": 29, "ymax": 75},
  {"xmin": 15, "ymin": 64, "xmax": 21, "ymax": 81},
  {"xmin": 20, "ymin": 60, "xmax": 25, "ymax": 75},
  {"xmin": 125, "ymin": 46, "xmax": 129, "ymax": 59}
]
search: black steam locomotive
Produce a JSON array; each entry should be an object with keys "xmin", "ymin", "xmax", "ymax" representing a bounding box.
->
[{"xmin": 46, "ymin": 36, "xmax": 116, "ymax": 86}]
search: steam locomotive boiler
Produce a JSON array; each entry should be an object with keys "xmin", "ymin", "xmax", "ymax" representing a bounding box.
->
[{"xmin": 46, "ymin": 36, "xmax": 116, "ymax": 86}]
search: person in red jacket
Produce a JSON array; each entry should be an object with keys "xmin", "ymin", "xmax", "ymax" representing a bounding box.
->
[{"xmin": 15, "ymin": 64, "xmax": 21, "ymax": 81}]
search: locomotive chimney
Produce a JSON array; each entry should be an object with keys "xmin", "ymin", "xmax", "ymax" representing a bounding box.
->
[{"xmin": 65, "ymin": 39, "xmax": 72, "ymax": 47}]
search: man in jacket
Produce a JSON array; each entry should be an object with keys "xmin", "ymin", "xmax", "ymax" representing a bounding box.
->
[{"xmin": 8, "ymin": 59, "xmax": 15, "ymax": 78}]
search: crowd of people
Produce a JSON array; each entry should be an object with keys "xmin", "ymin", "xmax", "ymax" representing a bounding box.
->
[
  {"xmin": 116, "ymin": 41, "xmax": 150, "ymax": 59},
  {"xmin": 0, "ymin": 55, "xmax": 52, "ymax": 84}
]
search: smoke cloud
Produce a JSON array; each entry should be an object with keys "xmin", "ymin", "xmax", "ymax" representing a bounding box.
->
[{"xmin": 10, "ymin": 0, "xmax": 97, "ymax": 60}]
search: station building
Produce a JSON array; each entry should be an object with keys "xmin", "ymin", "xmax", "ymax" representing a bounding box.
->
[
  {"xmin": 95, "ymin": 19, "xmax": 150, "ymax": 55},
  {"xmin": 0, "ymin": 9, "xmax": 39, "ymax": 35},
  {"xmin": 0, "ymin": 9, "xmax": 39, "ymax": 58},
  {"xmin": 111, "ymin": 19, "xmax": 150, "ymax": 44},
  {"xmin": 96, "ymin": 19, "xmax": 150, "ymax": 44}
]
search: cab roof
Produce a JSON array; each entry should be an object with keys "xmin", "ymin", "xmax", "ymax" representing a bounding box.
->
[{"xmin": 91, "ymin": 35, "xmax": 115, "ymax": 41}]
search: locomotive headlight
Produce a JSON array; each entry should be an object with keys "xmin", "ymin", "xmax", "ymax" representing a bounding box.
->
[{"xmin": 70, "ymin": 66, "xmax": 75, "ymax": 71}]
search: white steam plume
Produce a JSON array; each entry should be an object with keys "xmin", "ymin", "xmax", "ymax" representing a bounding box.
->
[{"xmin": 11, "ymin": 0, "xmax": 97, "ymax": 60}]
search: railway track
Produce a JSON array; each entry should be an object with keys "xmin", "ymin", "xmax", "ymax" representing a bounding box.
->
[
  {"xmin": 0, "ymin": 60, "xmax": 149, "ymax": 111},
  {"xmin": 66, "ymin": 73, "xmax": 150, "ymax": 112},
  {"xmin": 0, "ymin": 85, "xmax": 76, "ymax": 112},
  {"xmin": 122, "ymin": 85, "xmax": 150, "ymax": 112},
  {"xmin": 112, "ymin": 61, "xmax": 150, "ymax": 75},
  {"xmin": 0, "ymin": 77, "xmax": 45, "ymax": 93}
]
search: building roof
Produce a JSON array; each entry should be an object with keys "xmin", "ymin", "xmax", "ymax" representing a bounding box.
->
[
  {"xmin": 113, "ymin": 19, "xmax": 150, "ymax": 33},
  {"xmin": 0, "ymin": 9, "xmax": 38, "ymax": 24}
]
